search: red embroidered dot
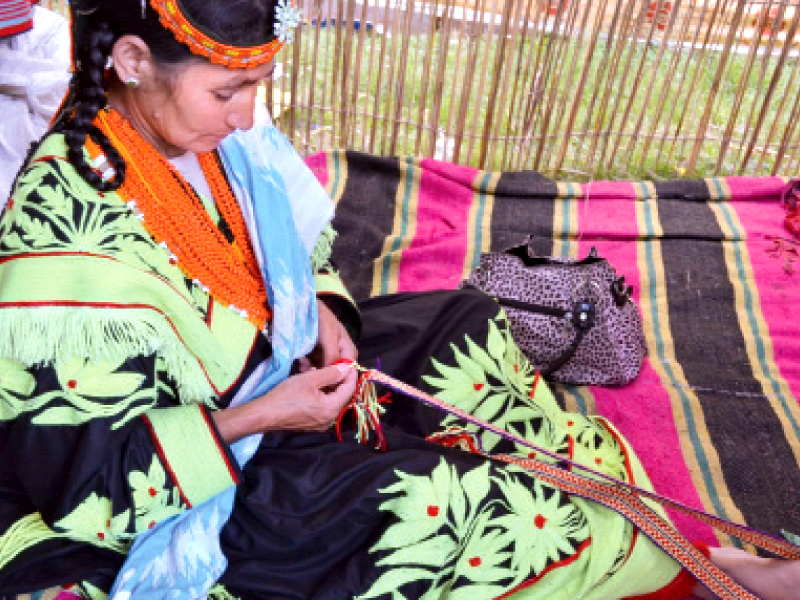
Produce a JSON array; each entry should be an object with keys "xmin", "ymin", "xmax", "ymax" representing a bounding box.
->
[
  {"xmin": 149, "ymin": 521, "xmax": 156, "ymax": 529},
  {"xmin": 534, "ymin": 514, "xmax": 547, "ymax": 529},
  {"xmin": 97, "ymin": 532, "xmax": 105, "ymax": 540},
  {"xmin": 513, "ymin": 364, "xmax": 519, "ymax": 373},
  {"xmin": 473, "ymin": 383, "xmax": 484, "ymax": 391},
  {"xmin": 6, "ymin": 199, "xmax": 13, "ymax": 210},
  {"xmin": 169, "ymin": 257, "xmax": 177, "ymax": 265},
  {"xmin": 595, "ymin": 457, "xmax": 603, "ymax": 465},
  {"xmin": 67, "ymin": 380, "xmax": 77, "ymax": 389},
  {"xmin": 148, "ymin": 487, "xmax": 157, "ymax": 497},
  {"xmin": 527, "ymin": 452, "xmax": 536, "ymax": 458},
  {"xmin": 567, "ymin": 420, "xmax": 574, "ymax": 427},
  {"xmin": 427, "ymin": 505, "xmax": 440, "ymax": 517},
  {"xmin": 469, "ymin": 556, "xmax": 482, "ymax": 567}
]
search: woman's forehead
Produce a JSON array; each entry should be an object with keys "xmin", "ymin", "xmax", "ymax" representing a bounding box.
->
[{"xmin": 182, "ymin": 60, "xmax": 275, "ymax": 86}]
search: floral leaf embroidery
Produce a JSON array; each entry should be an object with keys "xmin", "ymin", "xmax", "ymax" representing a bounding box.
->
[
  {"xmin": 0, "ymin": 357, "xmax": 35, "ymax": 396},
  {"xmin": 372, "ymin": 460, "xmax": 455, "ymax": 551},
  {"xmin": 31, "ymin": 356, "xmax": 151, "ymax": 429},
  {"xmin": 364, "ymin": 459, "xmax": 520, "ymax": 599},
  {"xmin": 356, "ymin": 568, "xmax": 437, "ymax": 600},
  {"xmin": 129, "ymin": 456, "xmax": 185, "ymax": 533},
  {"xmin": 53, "ymin": 492, "xmax": 133, "ymax": 553},
  {"xmin": 492, "ymin": 475, "xmax": 589, "ymax": 582},
  {"xmin": 18, "ymin": 213, "xmax": 56, "ymax": 248},
  {"xmin": 423, "ymin": 314, "xmax": 541, "ymax": 452},
  {"xmin": 56, "ymin": 356, "xmax": 146, "ymax": 399}
]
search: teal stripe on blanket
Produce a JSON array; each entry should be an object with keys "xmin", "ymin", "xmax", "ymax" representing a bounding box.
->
[
  {"xmin": 379, "ymin": 157, "xmax": 415, "ymax": 295},
  {"xmin": 558, "ymin": 190, "xmax": 573, "ymax": 257},
  {"xmin": 641, "ymin": 197, "xmax": 731, "ymax": 526},
  {"xmin": 468, "ymin": 172, "xmax": 493, "ymax": 271},
  {"xmin": 716, "ymin": 200, "xmax": 800, "ymax": 442},
  {"xmin": 331, "ymin": 150, "xmax": 342, "ymax": 201}
]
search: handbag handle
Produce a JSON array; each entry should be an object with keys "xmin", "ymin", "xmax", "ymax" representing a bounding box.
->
[
  {"xmin": 490, "ymin": 292, "xmax": 596, "ymax": 377},
  {"xmin": 505, "ymin": 243, "xmax": 604, "ymax": 267}
]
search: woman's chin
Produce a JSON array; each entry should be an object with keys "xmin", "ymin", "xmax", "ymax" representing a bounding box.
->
[
  {"xmin": 201, "ymin": 134, "xmax": 232, "ymax": 150},
  {"xmin": 173, "ymin": 136, "xmax": 231, "ymax": 156}
]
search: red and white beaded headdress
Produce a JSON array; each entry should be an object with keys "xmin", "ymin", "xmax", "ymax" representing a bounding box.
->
[{"xmin": 149, "ymin": 0, "xmax": 302, "ymax": 69}]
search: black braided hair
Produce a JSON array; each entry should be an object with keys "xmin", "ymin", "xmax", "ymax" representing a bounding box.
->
[
  {"xmin": 61, "ymin": 21, "xmax": 125, "ymax": 191},
  {"xmin": 53, "ymin": 0, "xmax": 276, "ymax": 192}
]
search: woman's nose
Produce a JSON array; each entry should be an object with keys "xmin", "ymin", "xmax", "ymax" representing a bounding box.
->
[{"xmin": 228, "ymin": 91, "xmax": 257, "ymax": 131}]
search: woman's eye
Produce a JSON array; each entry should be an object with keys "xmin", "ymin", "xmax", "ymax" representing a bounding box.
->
[{"xmin": 214, "ymin": 91, "xmax": 234, "ymax": 102}]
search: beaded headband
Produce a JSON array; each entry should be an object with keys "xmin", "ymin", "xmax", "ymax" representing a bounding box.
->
[{"xmin": 149, "ymin": 0, "xmax": 302, "ymax": 69}]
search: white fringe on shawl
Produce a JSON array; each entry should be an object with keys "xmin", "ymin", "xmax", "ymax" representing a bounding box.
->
[{"xmin": 0, "ymin": 305, "xmax": 217, "ymax": 406}]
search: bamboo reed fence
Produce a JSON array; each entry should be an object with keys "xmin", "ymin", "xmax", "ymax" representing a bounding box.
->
[{"xmin": 41, "ymin": 0, "xmax": 800, "ymax": 180}]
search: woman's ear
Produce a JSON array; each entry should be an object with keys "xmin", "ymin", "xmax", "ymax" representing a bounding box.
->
[{"xmin": 110, "ymin": 34, "xmax": 154, "ymax": 87}]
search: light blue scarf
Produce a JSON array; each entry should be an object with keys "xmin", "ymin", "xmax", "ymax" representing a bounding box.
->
[{"xmin": 110, "ymin": 125, "xmax": 333, "ymax": 599}]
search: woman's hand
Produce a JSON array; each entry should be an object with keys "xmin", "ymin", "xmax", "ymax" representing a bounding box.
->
[
  {"xmin": 212, "ymin": 363, "xmax": 358, "ymax": 444},
  {"xmin": 299, "ymin": 298, "xmax": 358, "ymax": 371}
]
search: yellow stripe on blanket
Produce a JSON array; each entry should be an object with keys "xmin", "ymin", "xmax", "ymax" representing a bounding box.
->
[
  {"xmin": 461, "ymin": 170, "xmax": 498, "ymax": 280},
  {"xmin": 708, "ymin": 194, "xmax": 800, "ymax": 469},
  {"xmin": 635, "ymin": 196, "xmax": 745, "ymax": 548},
  {"xmin": 326, "ymin": 150, "xmax": 349, "ymax": 205},
  {"xmin": 371, "ymin": 157, "xmax": 422, "ymax": 296}
]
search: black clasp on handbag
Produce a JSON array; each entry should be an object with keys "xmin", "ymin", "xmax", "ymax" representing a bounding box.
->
[
  {"xmin": 611, "ymin": 276, "xmax": 633, "ymax": 307},
  {"xmin": 568, "ymin": 301, "xmax": 595, "ymax": 330}
]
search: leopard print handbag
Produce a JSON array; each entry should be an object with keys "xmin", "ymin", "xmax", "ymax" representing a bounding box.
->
[{"xmin": 462, "ymin": 240, "xmax": 647, "ymax": 386}]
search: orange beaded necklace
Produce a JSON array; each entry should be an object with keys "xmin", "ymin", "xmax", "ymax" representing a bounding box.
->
[{"xmin": 91, "ymin": 108, "xmax": 271, "ymax": 332}]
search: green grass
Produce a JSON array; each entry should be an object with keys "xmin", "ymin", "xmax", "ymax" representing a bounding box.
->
[{"xmin": 274, "ymin": 27, "xmax": 799, "ymax": 181}]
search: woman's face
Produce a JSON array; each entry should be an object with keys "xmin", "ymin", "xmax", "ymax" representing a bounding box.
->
[{"xmin": 115, "ymin": 55, "xmax": 274, "ymax": 158}]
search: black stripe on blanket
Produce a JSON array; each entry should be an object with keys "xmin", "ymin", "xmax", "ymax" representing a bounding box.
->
[
  {"xmin": 657, "ymin": 197, "xmax": 800, "ymax": 539},
  {"xmin": 331, "ymin": 152, "xmax": 402, "ymax": 302},
  {"xmin": 490, "ymin": 170, "xmax": 558, "ymax": 256}
]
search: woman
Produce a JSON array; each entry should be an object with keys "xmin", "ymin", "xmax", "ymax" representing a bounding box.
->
[{"xmin": 0, "ymin": 0, "xmax": 797, "ymax": 598}]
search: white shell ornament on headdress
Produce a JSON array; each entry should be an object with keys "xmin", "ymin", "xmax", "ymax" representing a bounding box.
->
[{"xmin": 275, "ymin": 0, "xmax": 303, "ymax": 44}]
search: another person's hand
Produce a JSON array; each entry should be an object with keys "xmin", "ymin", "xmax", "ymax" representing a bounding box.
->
[
  {"xmin": 299, "ymin": 298, "xmax": 358, "ymax": 371},
  {"xmin": 212, "ymin": 363, "xmax": 357, "ymax": 443}
]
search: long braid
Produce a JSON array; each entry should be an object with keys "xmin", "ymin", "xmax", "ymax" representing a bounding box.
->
[{"xmin": 62, "ymin": 21, "xmax": 126, "ymax": 191}]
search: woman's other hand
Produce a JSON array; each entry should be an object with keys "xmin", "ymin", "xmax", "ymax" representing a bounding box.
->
[
  {"xmin": 212, "ymin": 363, "xmax": 358, "ymax": 443},
  {"xmin": 301, "ymin": 298, "xmax": 358, "ymax": 370}
]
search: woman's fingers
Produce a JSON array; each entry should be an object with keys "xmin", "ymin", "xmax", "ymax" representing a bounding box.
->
[
  {"xmin": 295, "ymin": 356, "xmax": 314, "ymax": 373},
  {"xmin": 312, "ymin": 363, "xmax": 357, "ymax": 400},
  {"xmin": 339, "ymin": 332, "xmax": 358, "ymax": 362},
  {"xmin": 212, "ymin": 365, "xmax": 359, "ymax": 441},
  {"xmin": 314, "ymin": 298, "xmax": 358, "ymax": 366}
]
